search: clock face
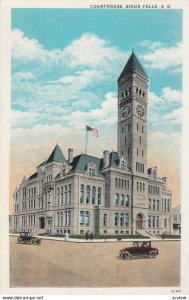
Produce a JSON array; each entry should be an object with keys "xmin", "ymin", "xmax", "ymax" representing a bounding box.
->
[
  {"xmin": 136, "ymin": 105, "xmax": 144, "ymax": 117},
  {"xmin": 122, "ymin": 105, "xmax": 130, "ymax": 118}
]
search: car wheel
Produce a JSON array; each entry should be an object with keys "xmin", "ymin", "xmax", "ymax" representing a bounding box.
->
[
  {"xmin": 121, "ymin": 251, "xmax": 131, "ymax": 260},
  {"xmin": 31, "ymin": 239, "xmax": 35, "ymax": 245},
  {"xmin": 17, "ymin": 237, "xmax": 21, "ymax": 243},
  {"xmin": 149, "ymin": 251, "xmax": 156, "ymax": 258}
]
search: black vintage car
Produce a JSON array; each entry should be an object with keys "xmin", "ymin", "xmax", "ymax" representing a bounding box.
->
[
  {"xmin": 17, "ymin": 231, "xmax": 41, "ymax": 245},
  {"xmin": 119, "ymin": 241, "xmax": 159, "ymax": 260}
]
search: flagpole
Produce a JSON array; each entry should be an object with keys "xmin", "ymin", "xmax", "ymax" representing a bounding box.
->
[{"xmin": 85, "ymin": 128, "xmax": 88, "ymax": 155}]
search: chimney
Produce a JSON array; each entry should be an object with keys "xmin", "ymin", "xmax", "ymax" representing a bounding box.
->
[
  {"xmin": 68, "ymin": 148, "xmax": 73, "ymax": 163},
  {"xmin": 103, "ymin": 150, "xmax": 110, "ymax": 168}
]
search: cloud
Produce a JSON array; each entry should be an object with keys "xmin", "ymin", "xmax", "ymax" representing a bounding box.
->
[
  {"xmin": 64, "ymin": 92, "xmax": 117, "ymax": 128},
  {"xmin": 141, "ymin": 42, "xmax": 182, "ymax": 70},
  {"xmin": 12, "ymin": 29, "xmax": 46, "ymax": 61},
  {"xmin": 11, "ymin": 109, "xmax": 40, "ymax": 128},
  {"xmin": 12, "ymin": 71, "xmax": 35, "ymax": 81},
  {"xmin": 62, "ymin": 33, "xmax": 127, "ymax": 70},
  {"xmin": 161, "ymin": 87, "xmax": 182, "ymax": 103},
  {"xmin": 163, "ymin": 107, "xmax": 182, "ymax": 124}
]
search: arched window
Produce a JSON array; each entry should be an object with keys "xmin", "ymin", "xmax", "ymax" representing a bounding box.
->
[
  {"xmin": 137, "ymin": 123, "xmax": 139, "ymax": 131},
  {"xmin": 157, "ymin": 216, "xmax": 159, "ymax": 228},
  {"xmin": 164, "ymin": 218, "xmax": 167, "ymax": 228},
  {"xmin": 137, "ymin": 182, "xmax": 139, "ymax": 191},
  {"xmin": 143, "ymin": 183, "xmax": 145, "ymax": 192},
  {"xmin": 140, "ymin": 182, "xmax": 142, "ymax": 191},
  {"xmin": 121, "ymin": 194, "xmax": 124, "ymax": 206},
  {"xmin": 139, "ymin": 89, "xmax": 142, "ymax": 96},
  {"xmin": 126, "ymin": 195, "xmax": 129, "ymax": 207},
  {"xmin": 115, "ymin": 193, "xmax": 119, "ymax": 206},
  {"xmin": 148, "ymin": 216, "xmax": 151, "ymax": 228},
  {"xmin": 149, "ymin": 199, "xmax": 151, "ymax": 210},
  {"xmin": 164, "ymin": 199, "xmax": 167, "ymax": 212},
  {"xmin": 157, "ymin": 200, "xmax": 159, "ymax": 211},
  {"xmin": 136, "ymin": 87, "xmax": 138, "ymax": 94},
  {"xmin": 153, "ymin": 199, "xmax": 155, "ymax": 210},
  {"xmin": 140, "ymin": 136, "xmax": 141, "ymax": 145},
  {"xmin": 119, "ymin": 178, "xmax": 121, "ymax": 187},
  {"xmin": 125, "ymin": 90, "xmax": 128, "ymax": 97},
  {"xmin": 129, "ymin": 87, "xmax": 131, "ymax": 95},
  {"xmin": 98, "ymin": 187, "xmax": 101, "ymax": 205},
  {"xmin": 142, "ymin": 91, "xmax": 145, "ymax": 97},
  {"xmin": 153, "ymin": 216, "xmax": 155, "ymax": 227},
  {"xmin": 86, "ymin": 185, "xmax": 90, "ymax": 204},
  {"xmin": 92, "ymin": 186, "xmax": 96, "ymax": 204},
  {"xmin": 80, "ymin": 184, "xmax": 84, "ymax": 203}
]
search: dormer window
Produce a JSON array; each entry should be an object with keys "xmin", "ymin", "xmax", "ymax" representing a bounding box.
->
[{"xmin": 87, "ymin": 162, "xmax": 97, "ymax": 176}]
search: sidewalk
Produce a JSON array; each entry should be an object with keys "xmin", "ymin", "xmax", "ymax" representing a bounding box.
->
[{"xmin": 9, "ymin": 233, "xmax": 181, "ymax": 243}]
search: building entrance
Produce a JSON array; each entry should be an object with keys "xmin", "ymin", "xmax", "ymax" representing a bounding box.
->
[
  {"xmin": 39, "ymin": 217, "xmax": 45, "ymax": 229},
  {"xmin": 136, "ymin": 213, "xmax": 143, "ymax": 230}
]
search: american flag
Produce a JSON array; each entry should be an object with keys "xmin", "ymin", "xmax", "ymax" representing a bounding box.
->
[{"xmin": 86, "ymin": 125, "xmax": 99, "ymax": 137}]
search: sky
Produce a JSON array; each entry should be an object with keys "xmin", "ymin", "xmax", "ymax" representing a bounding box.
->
[{"xmin": 11, "ymin": 8, "xmax": 182, "ymax": 208}]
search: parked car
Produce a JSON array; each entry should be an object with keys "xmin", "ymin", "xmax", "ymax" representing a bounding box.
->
[
  {"xmin": 17, "ymin": 231, "xmax": 41, "ymax": 245},
  {"xmin": 119, "ymin": 241, "xmax": 159, "ymax": 260}
]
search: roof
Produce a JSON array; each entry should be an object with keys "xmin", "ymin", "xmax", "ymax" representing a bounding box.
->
[
  {"xmin": 70, "ymin": 154, "xmax": 103, "ymax": 176},
  {"xmin": 109, "ymin": 151, "xmax": 119, "ymax": 168},
  {"xmin": 28, "ymin": 172, "xmax": 38, "ymax": 181},
  {"xmin": 118, "ymin": 52, "xmax": 148, "ymax": 81},
  {"xmin": 46, "ymin": 144, "xmax": 66, "ymax": 164}
]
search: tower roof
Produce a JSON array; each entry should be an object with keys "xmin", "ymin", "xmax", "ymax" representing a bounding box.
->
[
  {"xmin": 46, "ymin": 144, "xmax": 66, "ymax": 164},
  {"xmin": 118, "ymin": 51, "xmax": 148, "ymax": 81}
]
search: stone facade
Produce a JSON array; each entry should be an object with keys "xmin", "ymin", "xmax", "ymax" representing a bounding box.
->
[{"xmin": 10, "ymin": 52, "xmax": 173, "ymax": 236}]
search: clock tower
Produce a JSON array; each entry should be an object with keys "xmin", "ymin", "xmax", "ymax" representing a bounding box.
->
[{"xmin": 117, "ymin": 51, "xmax": 149, "ymax": 176}]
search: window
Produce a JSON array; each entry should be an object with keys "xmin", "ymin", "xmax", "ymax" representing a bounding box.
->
[
  {"xmin": 137, "ymin": 148, "xmax": 139, "ymax": 156},
  {"xmin": 142, "ymin": 150, "xmax": 144, "ymax": 157},
  {"xmin": 98, "ymin": 187, "xmax": 101, "ymax": 205},
  {"xmin": 164, "ymin": 218, "xmax": 167, "ymax": 228},
  {"xmin": 80, "ymin": 211, "xmax": 84, "ymax": 225},
  {"xmin": 149, "ymin": 199, "xmax": 151, "ymax": 210},
  {"xmin": 157, "ymin": 200, "xmax": 159, "ymax": 211},
  {"xmin": 86, "ymin": 185, "xmax": 90, "ymax": 204},
  {"xmin": 61, "ymin": 187, "xmax": 63, "ymax": 204},
  {"xmin": 164, "ymin": 199, "xmax": 167, "ymax": 212},
  {"xmin": 64, "ymin": 186, "xmax": 67, "ymax": 204},
  {"xmin": 140, "ymin": 182, "xmax": 142, "ymax": 191},
  {"xmin": 120, "ymin": 213, "xmax": 124, "ymax": 226},
  {"xmin": 68, "ymin": 184, "xmax": 71, "ymax": 204},
  {"xmin": 125, "ymin": 213, "xmax": 129, "ymax": 226},
  {"xmin": 153, "ymin": 216, "xmax": 155, "ymax": 227},
  {"xmin": 103, "ymin": 214, "xmax": 107, "ymax": 226},
  {"xmin": 125, "ymin": 137, "xmax": 127, "ymax": 145},
  {"xmin": 148, "ymin": 216, "xmax": 151, "ymax": 228},
  {"xmin": 137, "ymin": 182, "xmax": 139, "ymax": 191},
  {"xmin": 60, "ymin": 211, "xmax": 63, "ymax": 226},
  {"xmin": 168, "ymin": 199, "xmax": 170, "ymax": 212},
  {"xmin": 142, "ymin": 126, "xmax": 144, "ymax": 133},
  {"xmin": 57, "ymin": 187, "xmax": 60, "ymax": 205},
  {"xmin": 115, "ymin": 213, "xmax": 119, "ymax": 226},
  {"xmin": 80, "ymin": 184, "xmax": 84, "ymax": 203},
  {"xmin": 89, "ymin": 168, "xmax": 95, "ymax": 176},
  {"xmin": 137, "ymin": 123, "xmax": 138, "ymax": 131},
  {"xmin": 115, "ymin": 178, "xmax": 117, "ymax": 187},
  {"xmin": 92, "ymin": 186, "xmax": 96, "ymax": 204},
  {"xmin": 143, "ymin": 183, "xmax": 145, "ymax": 192},
  {"xmin": 128, "ymin": 124, "xmax": 130, "ymax": 132},
  {"xmin": 85, "ymin": 212, "xmax": 90, "ymax": 225},
  {"xmin": 57, "ymin": 212, "xmax": 60, "ymax": 226},
  {"xmin": 115, "ymin": 193, "xmax": 119, "ymax": 206},
  {"xmin": 153, "ymin": 199, "xmax": 155, "ymax": 210},
  {"xmin": 140, "ymin": 136, "xmax": 141, "ymax": 145},
  {"xmin": 126, "ymin": 195, "xmax": 129, "ymax": 207},
  {"xmin": 157, "ymin": 216, "xmax": 159, "ymax": 228},
  {"xmin": 121, "ymin": 194, "xmax": 124, "ymax": 206},
  {"xmin": 122, "ymin": 127, "xmax": 124, "ymax": 134}
]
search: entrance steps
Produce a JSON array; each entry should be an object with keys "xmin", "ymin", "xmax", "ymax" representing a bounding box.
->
[{"xmin": 136, "ymin": 229, "xmax": 161, "ymax": 240}]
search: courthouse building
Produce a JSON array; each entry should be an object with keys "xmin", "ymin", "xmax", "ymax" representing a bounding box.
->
[{"xmin": 10, "ymin": 52, "xmax": 173, "ymax": 236}]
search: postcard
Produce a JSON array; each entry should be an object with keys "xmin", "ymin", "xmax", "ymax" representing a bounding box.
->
[{"xmin": 0, "ymin": 0, "xmax": 189, "ymax": 298}]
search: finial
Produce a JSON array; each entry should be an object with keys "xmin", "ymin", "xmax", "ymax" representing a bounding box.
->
[
  {"xmin": 132, "ymin": 49, "xmax": 134, "ymax": 53},
  {"xmin": 56, "ymin": 140, "xmax": 58, "ymax": 145}
]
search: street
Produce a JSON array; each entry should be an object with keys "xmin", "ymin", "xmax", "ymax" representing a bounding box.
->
[{"xmin": 10, "ymin": 236, "xmax": 180, "ymax": 288}]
